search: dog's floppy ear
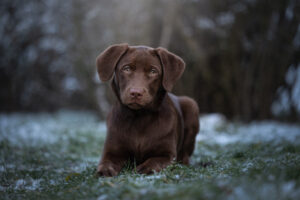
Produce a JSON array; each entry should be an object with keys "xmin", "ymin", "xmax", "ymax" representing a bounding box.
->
[
  {"xmin": 155, "ymin": 47, "xmax": 185, "ymax": 91},
  {"xmin": 96, "ymin": 43, "xmax": 129, "ymax": 81}
]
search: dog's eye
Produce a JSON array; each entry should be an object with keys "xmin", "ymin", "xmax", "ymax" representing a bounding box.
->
[
  {"xmin": 149, "ymin": 68, "xmax": 158, "ymax": 75},
  {"xmin": 122, "ymin": 66, "xmax": 132, "ymax": 72}
]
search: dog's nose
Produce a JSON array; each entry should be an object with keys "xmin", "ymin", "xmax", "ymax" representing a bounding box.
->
[{"xmin": 130, "ymin": 88, "xmax": 143, "ymax": 99}]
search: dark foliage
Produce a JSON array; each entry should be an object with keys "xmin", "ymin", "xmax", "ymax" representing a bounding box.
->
[{"xmin": 0, "ymin": 0, "xmax": 299, "ymax": 121}]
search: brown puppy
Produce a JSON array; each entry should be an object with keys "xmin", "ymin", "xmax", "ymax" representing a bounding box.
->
[{"xmin": 96, "ymin": 44, "xmax": 199, "ymax": 176}]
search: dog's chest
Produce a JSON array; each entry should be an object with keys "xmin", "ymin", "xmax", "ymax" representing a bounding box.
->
[
  {"xmin": 120, "ymin": 116, "xmax": 170, "ymax": 161},
  {"xmin": 109, "ymin": 104, "xmax": 176, "ymax": 162},
  {"xmin": 127, "ymin": 120, "xmax": 159, "ymax": 150}
]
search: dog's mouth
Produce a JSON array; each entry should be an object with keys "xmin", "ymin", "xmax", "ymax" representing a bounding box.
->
[
  {"xmin": 127, "ymin": 103, "xmax": 143, "ymax": 110},
  {"xmin": 122, "ymin": 93, "xmax": 152, "ymax": 110},
  {"xmin": 126, "ymin": 98, "xmax": 149, "ymax": 109}
]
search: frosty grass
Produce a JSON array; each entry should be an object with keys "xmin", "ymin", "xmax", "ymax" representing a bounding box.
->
[{"xmin": 1, "ymin": 111, "xmax": 300, "ymax": 199}]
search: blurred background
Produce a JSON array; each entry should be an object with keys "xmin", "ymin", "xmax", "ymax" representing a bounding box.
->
[{"xmin": 0, "ymin": 0, "xmax": 299, "ymax": 122}]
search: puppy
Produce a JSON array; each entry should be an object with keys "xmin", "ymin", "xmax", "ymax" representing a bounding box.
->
[{"xmin": 96, "ymin": 44, "xmax": 199, "ymax": 176}]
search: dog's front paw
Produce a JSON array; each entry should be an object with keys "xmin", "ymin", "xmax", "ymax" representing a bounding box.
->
[
  {"xmin": 136, "ymin": 163, "xmax": 161, "ymax": 174},
  {"xmin": 96, "ymin": 163, "xmax": 119, "ymax": 177}
]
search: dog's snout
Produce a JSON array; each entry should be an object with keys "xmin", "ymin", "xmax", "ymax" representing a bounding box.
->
[{"xmin": 130, "ymin": 88, "xmax": 144, "ymax": 99}]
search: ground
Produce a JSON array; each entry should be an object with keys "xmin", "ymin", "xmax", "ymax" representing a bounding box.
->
[{"xmin": 0, "ymin": 111, "xmax": 300, "ymax": 199}]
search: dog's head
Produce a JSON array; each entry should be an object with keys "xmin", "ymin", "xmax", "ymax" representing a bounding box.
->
[{"xmin": 96, "ymin": 43, "xmax": 185, "ymax": 110}]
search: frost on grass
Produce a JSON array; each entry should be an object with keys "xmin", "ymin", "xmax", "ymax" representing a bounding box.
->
[
  {"xmin": 0, "ymin": 110, "xmax": 106, "ymax": 193},
  {"xmin": 14, "ymin": 178, "xmax": 43, "ymax": 191},
  {"xmin": 1, "ymin": 111, "xmax": 300, "ymax": 199},
  {"xmin": 198, "ymin": 113, "xmax": 300, "ymax": 145},
  {"xmin": 229, "ymin": 180, "xmax": 300, "ymax": 200},
  {"xmin": 0, "ymin": 110, "xmax": 106, "ymax": 147}
]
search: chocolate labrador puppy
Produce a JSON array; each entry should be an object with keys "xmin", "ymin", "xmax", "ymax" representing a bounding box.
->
[{"xmin": 96, "ymin": 43, "xmax": 199, "ymax": 176}]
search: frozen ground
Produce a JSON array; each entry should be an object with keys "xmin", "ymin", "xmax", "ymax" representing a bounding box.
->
[
  {"xmin": 198, "ymin": 113, "xmax": 300, "ymax": 145},
  {"xmin": 0, "ymin": 110, "xmax": 106, "ymax": 147},
  {"xmin": 0, "ymin": 111, "xmax": 300, "ymax": 199}
]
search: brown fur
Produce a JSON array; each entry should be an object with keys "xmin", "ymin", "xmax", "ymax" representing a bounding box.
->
[{"xmin": 96, "ymin": 44, "xmax": 199, "ymax": 176}]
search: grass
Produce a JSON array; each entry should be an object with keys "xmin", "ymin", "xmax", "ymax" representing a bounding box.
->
[{"xmin": 0, "ymin": 111, "xmax": 300, "ymax": 199}]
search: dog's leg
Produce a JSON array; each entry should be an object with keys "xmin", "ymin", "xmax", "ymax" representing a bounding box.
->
[
  {"xmin": 177, "ymin": 96, "xmax": 199, "ymax": 165},
  {"xmin": 136, "ymin": 156, "xmax": 173, "ymax": 174},
  {"xmin": 97, "ymin": 154, "xmax": 127, "ymax": 177}
]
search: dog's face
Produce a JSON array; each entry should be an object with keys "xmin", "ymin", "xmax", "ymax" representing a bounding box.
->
[
  {"xmin": 96, "ymin": 44, "xmax": 185, "ymax": 110},
  {"xmin": 115, "ymin": 47, "xmax": 162, "ymax": 109}
]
